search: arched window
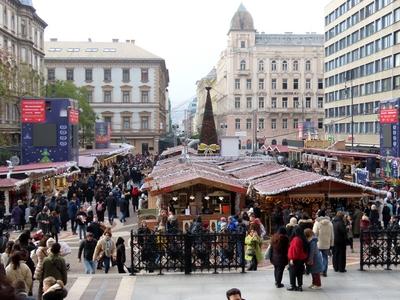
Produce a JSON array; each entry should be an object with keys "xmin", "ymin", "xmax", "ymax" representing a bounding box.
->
[
  {"xmin": 293, "ymin": 60, "xmax": 298, "ymax": 71},
  {"xmin": 282, "ymin": 60, "xmax": 288, "ymax": 71},
  {"xmin": 306, "ymin": 60, "xmax": 311, "ymax": 71},
  {"xmin": 258, "ymin": 60, "xmax": 264, "ymax": 71},
  {"xmin": 271, "ymin": 60, "xmax": 277, "ymax": 71},
  {"xmin": 240, "ymin": 60, "xmax": 246, "ymax": 71}
]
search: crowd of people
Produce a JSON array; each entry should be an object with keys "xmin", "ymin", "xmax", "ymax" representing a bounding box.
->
[{"xmin": 0, "ymin": 154, "xmax": 153, "ymax": 299}]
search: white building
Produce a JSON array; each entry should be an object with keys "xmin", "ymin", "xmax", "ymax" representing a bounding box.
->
[
  {"xmin": 196, "ymin": 4, "xmax": 325, "ymax": 151},
  {"xmin": 44, "ymin": 39, "xmax": 169, "ymax": 154},
  {"xmin": 0, "ymin": 0, "xmax": 47, "ymax": 144}
]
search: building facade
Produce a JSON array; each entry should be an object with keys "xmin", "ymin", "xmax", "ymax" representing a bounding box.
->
[
  {"xmin": 0, "ymin": 0, "xmax": 46, "ymax": 145},
  {"xmin": 44, "ymin": 39, "xmax": 169, "ymax": 154},
  {"xmin": 196, "ymin": 4, "xmax": 324, "ymax": 151},
  {"xmin": 324, "ymin": 0, "xmax": 400, "ymax": 149}
]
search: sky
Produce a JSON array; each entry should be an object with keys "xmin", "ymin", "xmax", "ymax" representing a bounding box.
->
[{"xmin": 33, "ymin": 0, "xmax": 331, "ymax": 119}]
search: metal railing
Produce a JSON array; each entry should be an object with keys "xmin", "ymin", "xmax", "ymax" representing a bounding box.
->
[
  {"xmin": 360, "ymin": 227, "xmax": 400, "ymax": 271},
  {"xmin": 129, "ymin": 230, "xmax": 246, "ymax": 275}
]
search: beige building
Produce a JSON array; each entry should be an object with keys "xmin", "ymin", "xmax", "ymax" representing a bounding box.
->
[
  {"xmin": 0, "ymin": 0, "xmax": 46, "ymax": 145},
  {"xmin": 196, "ymin": 4, "xmax": 324, "ymax": 151},
  {"xmin": 324, "ymin": 0, "xmax": 400, "ymax": 148},
  {"xmin": 44, "ymin": 39, "xmax": 169, "ymax": 154}
]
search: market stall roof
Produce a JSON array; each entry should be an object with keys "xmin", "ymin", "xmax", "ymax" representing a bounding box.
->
[
  {"xmin": 78, "ymin": 156, "xmax": 100, "ymax": 169},
  {"xmin": 79, "ymin": 143, "xmax": 134, "ymax": 157},
  {"xmin": 221, "ymin": 160, "xmax": 264, "ymax": 172},
  {"xmin": 0, "ymin": 161, "xmax": 78, "ymax": 176},
  {"xmin": 230, "ymin": 163, "xmax": 286, "ymax": 182},
  {"xmin": 261, "ymin": 145, "xmax": 289, "ymax": 153},
  {"xmin": 160, "ymin": 145, "xmax": 197, "ymax": 158},
  {"xmin": 253, "ymin": 168, "xmax": 385, "ymax": 196},
  {"xmin": 302, "ymin": 148, "xmax": 379, "ymax": 159},
  {"xmin": 0, "ymin": 178, "xmax": 30, "ymax": 189}
]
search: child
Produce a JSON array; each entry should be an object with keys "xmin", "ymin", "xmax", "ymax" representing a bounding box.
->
[{"xmin": 304, "ymin": 228, "xmax": 323, "ymax": 290}]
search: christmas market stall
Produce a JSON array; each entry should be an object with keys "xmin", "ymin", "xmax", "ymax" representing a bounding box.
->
[
  {"xmin": 160, "ymin": 145, "xmax": 197, "ymax": 159},
  {"xmin": 251, "ymin": 167, "xmax": 386, "ymax": 234},
  {"xmin": 0, "ymin": 161, "xmax": 80, "ymax": 214},
  {"xmin": 79, "ymin": 143, "xmax": 134, "ymax": 167}
]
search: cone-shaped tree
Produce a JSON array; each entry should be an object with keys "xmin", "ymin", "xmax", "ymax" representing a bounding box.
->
[{"xmin": 199, "ymin": 87, "xmax": 218, "ymax": 146}]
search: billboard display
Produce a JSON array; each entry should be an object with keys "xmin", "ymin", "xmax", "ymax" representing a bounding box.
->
[
  {"xmin": 95, "ymin": 122, "xmax": 111, "ymax": 149},
  {"xmin": 21, "ymin": 99, "xmax": 46, "ymax": 123},
  {"xmin": 380, "ymin": 98, "xmax": 400, "ymax": 157}
]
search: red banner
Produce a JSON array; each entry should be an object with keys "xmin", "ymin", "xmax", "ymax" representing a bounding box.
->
[
  {"xmin": 380, "ymin": 108, "xmax": 398, "ymax": 124},
  {"xmin": 69, "ymin": 109, "xmax": 79, "ymax": 124},
  {"xmin": 21, "ymin": 99, "xmax": 46, "ymax": 123}
]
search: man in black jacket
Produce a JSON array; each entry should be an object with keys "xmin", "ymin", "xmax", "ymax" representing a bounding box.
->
[
  {"xmin": 78, "ymin": 232, "xmax": 98, "ymax": 274},
  {"xmin": 332, "ymin": 211, "xmax": 347, "ymax": 273}
]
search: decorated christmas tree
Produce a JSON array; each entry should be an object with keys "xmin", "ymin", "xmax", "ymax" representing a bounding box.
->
[{"xmin": 199, "ymin": 87, "xmax": 219, "ymax": 154}]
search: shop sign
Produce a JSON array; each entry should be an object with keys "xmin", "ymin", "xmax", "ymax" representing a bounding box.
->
[
  {"xmin": 380, "ymin": 108, "xmax": 398, "ymax": 124},
  {"xmin": 69, "ymin": 109, "xmax": 79, "ymax": 124},
  {"xmin": 21, "ymin": 99, "xmax": 45, "ymax": 123}
]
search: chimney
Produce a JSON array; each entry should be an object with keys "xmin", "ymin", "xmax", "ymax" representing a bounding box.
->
[
  {"xmin": 50, "ymin": 38, "xmax": 58, "ymax": 42},
  {"xmin": 112, "ymin": 38, "xmax": 119, "ymax": 43}
]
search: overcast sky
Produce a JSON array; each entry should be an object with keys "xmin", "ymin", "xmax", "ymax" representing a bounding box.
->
[{"xmin": 34, "ymin": 0, "xmax": 330, "ymax": 114}]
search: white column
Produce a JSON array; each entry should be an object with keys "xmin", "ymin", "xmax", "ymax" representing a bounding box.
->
[{"xmin": 4, "ymin": 190, "xmax": 10, "ymax": 215}]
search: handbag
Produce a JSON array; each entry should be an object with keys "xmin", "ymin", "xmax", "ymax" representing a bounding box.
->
[{"xmin": 264, "ymin": 244, "xmax": 272, "ymax": 260}]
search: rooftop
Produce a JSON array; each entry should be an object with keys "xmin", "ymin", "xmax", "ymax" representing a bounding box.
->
[{"xmin": 255, "ymin": 33, "xmax": 324, "ymax": 46}]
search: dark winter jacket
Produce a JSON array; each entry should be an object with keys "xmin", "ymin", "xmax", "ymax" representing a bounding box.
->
[
  {"xmin": 369, "ymin": 210, "xmax": 380, "ymax": 227},
  {"xmin": 87, "ymin": 222, "xmax": 103, "ymax": 240},
  {"xmin": 105, "ymin": 195, "xmax": 117, "ymax": 215},
  {"xmin": 11, "ymin": 205, "xmax": 24, "ymax": 225},
  {"xmin": 333, "ymin": 216, "xmax": 347, "ymax": 245},
  {"xmin": 270, "ymin": 233, "xmax": 289, "ymax": 267},
  {"xmin": 67, "ymin": 201, "xmax": 78, "ymax": 220},
  {"xmin": 78, "ymin": 239, "xmax": 98, "ymax": 261},
  {"xmin": 116, "ymin": 237, "xmax": 126, "ymax": 264},
  {"xmin": 57, "ymin": 198, "xmax": 69, "ymax": 223},
  {"xmin": 42, "ymin": 254, "xmax": 68, "ymax": 285}
]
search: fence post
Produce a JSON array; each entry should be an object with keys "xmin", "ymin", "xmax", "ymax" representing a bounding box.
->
[
  {"xmin": 386, "ymin": 229, "xmax": 392, "ymax": 271},
  {"xmin": 359, "ymin": 229, "xmax": 364, "ymax": 271},
  {"xmin": 184, "ymin": 233, "xmax": 192, "ymax": 275},
  {"xmin": 130, "ymin": 230, "xmax": 135, "ymax": 276},
  {"xmin": 241, "ymin": 233, "xmax": 245, "ymax": 273}
]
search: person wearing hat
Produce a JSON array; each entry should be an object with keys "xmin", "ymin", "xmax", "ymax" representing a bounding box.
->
[
  {"xmin": 11, "ymin": 200, "xmax": 25, "ymax": 231},
  {"xmin": 78, "ymin": 232, "xmax": 97, "ymax": 274},
  {"xmin": 36, "ymin": 207, "xmax": 50, "ymax": 235}
]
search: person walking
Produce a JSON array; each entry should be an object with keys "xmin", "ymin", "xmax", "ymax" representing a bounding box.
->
[
  {"xmin": 305, "ymin": 228, "xmax": 323, "ymax": 289},
  {"xmin": 369, "ymin": 204, "xmax": 380, "ymax": 228},
  {"xmin": 118, "ymin": 195, "xmax": 128, "ymax": 224},
  {"xmin": 33, "ymin": 237, "xmax": 49, "ymax": 300},
  {"xmin": 382, "ymin": 202, "xmax": 391, "ymax": 229},
  {"xmin": 287, "ymin": 226, "xmax": 308, "ymax": 292},
  {"xmin": 269, "ymin": 227, "xmax": 289, "ymax": 288},
  {"xmin": 105, "ymin": 192, "xmax": 117, "ymax": 225},
  {"xmin": 312, "ymin": 211, "xmax": 334, "ymax": 277},
  {"xmin": 332, "ymin": 211, "xmax": 347, "ymax": 273},
  {"xmin": 42, "ymin": 276, "xmax": 68, "ymax": 300},
  {"xmin": 95, "ymin": 199, "xmax": 106, "ymax": 223},
  {"xmin": 78, "ymin": 232, "xmax": 97, "ymax": 274},
  {"xmin": 116, "ymin": 237, "xmax": 126, "ymax": 273},
  {"xmin": 11, "ymin": 200, "xmax": 25, "ymax": 231},
  {"xmin": 244, "ymin": 225, "xmax": 262, "ymax": 271},
  {"xmin": 36, "ymin": 207, "xmax": 50, "ymax": 235},
  {"xmin": 49, "ymin": 211, "xmax": 61, "ymax": 243},
  {"xmin": 57, "ymin": 197, "xmax": 69, "ymax": 232},
  {"xmin": 93, "ymin": 231, "xmax": 116, "ymax": 274},
  {"xmin": 5, "ymin": 251, "xmax": 32, "ymax": 294},
  {"xmin": 75, "ymin": 207, "xmax": 88, "ymax": 240},
  {"xmin": 67, "ymin": 199, "xmax": 78, "ymax": 235},
  {"xmin": 42, "ymin": 243, "xmax": 68, "ymax": 286}
]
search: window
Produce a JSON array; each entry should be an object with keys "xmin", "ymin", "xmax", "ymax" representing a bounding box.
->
[
  {"xmin": 123, "ymin": 117, "xmax": 131, "ymax": 129},
  {"xmin": 246, "ymin": 118, "xmax": 252, "ymax": 129},
  {"xmin": 21, "ymin": 19, "xmax": 26, "ymax": 36},
  {"xmin": 282, "ymin": 79, "xmax": 288, "ymax": 90},
  {"xmin": 240, "ymin": 60, "xmax": 246, "ymax": 70},
  {"xmin": 122, "ymin": 69, "xmax": 130, "ymax": 82},
  {"xmin": 66, "ymin": 69, "xmax": 74, "ymax": 81},
  {"xmin": 258, "ymin": 79, "xmax": 264, "ymax": 90},
  {"xmin": 306, "ymin": 79, "xmax": 311, "ymax": 89},
  {"xmin": 318, "ymin": 97, "xmax": 323, "ymax": 108},
  {"xmin": 235, "ymin": 97, "xmax": 241, "ymax": 109},
  {"xmin": 271, "ymin": 97, "xmax": 277, "ymax": 108},
  {"xmin": 240, "ymin": 41, "xmax": 246, "ymax": 48},
  {"xmin": 258, "ymin": 97, "xmax": 264, "ymax": 108},
  {"xmin": 235, "ymin": 118, "xmax": 241, "ymax": 130},
  {"xmin": 293, "ymin": 60, "xmax": 298, "ymax": 71},
  {"xmin": 246, "ymin": 79, "xmax": 252, "ymax": 90},
  {"xmin": 235, "ymin": 79, "xmax": 240, "ymax": 89},
  {"xmin": 293, "ymin": 119, "xmax": 299, "ymax": 129},
  {"xmin": 258, "ymin": 118, "xmax": 264, "ymax": 129},
  {"xmin": 271, "ymin": 79, "xmax": 277, "ymax": 89},
  {"xmin": 318, "ymin": 79, "xmax": 323, "ymax": 89},
  {"xmin": 282, "ymin": 60, "xmax": 288, "ymax": 71},
  {"xmin": 318, "ymin": 118, "xmax": 323, "ymax": 129},
  {"xmin": 141, "ymin": 91, "xmax": 149, "ymax": 103},
  {"xmin": 382, "ymin": 34, "xmax": 393, "ymax": 49},
  {"xmin": 141, "ymin": 116, "xmax": 149, "ymax": 129},
  {"xmin": 282, "ymin": 97, "xmax": 288, "ymax": 108},
  {"xmin": 305, "ymin": 60, "xmax": 311, "ymax": 71},
  {"xmin": 104, "ymin": 116, "xmax": 112, "ymax": 128},
  {"xmin": 246, "ymin": 97, "xmax": 252, "ymax": 109},
  {"xmin": 87, "ymin": 90, "xmax": 93, "ymax": 103},
  {"xmin": 294, "ymin": 97, "xmax": 299, "ymax": 108},
  {"xmin": 382, "ymin": 56, "xmax": 392, "ymax": 70},
  {"xmin": 85, "ymin": 68, "xmax": 93, "ymax": 81},
  {"xmin": 395, "ymin": 53, "xmax": 400, "ymax": 67},
  {"xmin": 104, "ymin": 91, "xmax": 112, "ymax": 103},
  {"xmin": 306, "ymin": 97, "xmax": 311, "ymax": 108},
  {"xmin": 141, "ymin": 68, "xmax": 149, "ymax": 82},
  {"xmin": 382, "ymin": 77, "xmax": 392, "ymax": 91},
  {"xmin": 293, "ymin": 79, "xmax": 299, "ymax": 89},
  {"xmin": 122, "ymin": 91, "xmax": 131, "ymax": 103},
  {"xmin": 282, "ymin": 118, "xmax": 288, "ymax": 129},
  {"xmin": 104, "ymin": 68, "xmax": 111, "ymax": 82},
  {"xmin": 47, "ymin": 68, "xmax": 55, "ymax": 81},
  {"xmin": 258, "ymin": 60, "xmax": 264, "ymax": 71},
  {"xmin": 271, "ymin": 60, "xmax": 277, "ymax": 71},
  {"xmin": 271, "ymin": 119, "xmax": 276, "ymax": 129},
  {"xmin": 394, "ymin": 75, "xmax": 400, "ymax": 90}
]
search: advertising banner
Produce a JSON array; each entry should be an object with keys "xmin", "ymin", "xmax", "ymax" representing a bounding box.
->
[
  {"xmin": 21, "ymin": 99, "xmax": 45, "ymax": 123},
  {"xmin": 95, "ymin": 122, "xmax": 111, "ymax": 149},
  {"xmin": 380, "ymin": 108, "xmax": 398, "ymax": 124},
  {"xmin": 69, "ymin": 109, "xmax": 79, "ymax": 124}
]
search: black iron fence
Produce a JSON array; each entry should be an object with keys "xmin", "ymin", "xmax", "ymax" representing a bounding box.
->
[
  {"xmin": 360, "ymin": 228, "xmax": 400, "ymax": 270},
  {"xmin": 129, "ymin": 230, "xmax": 246, "ymax": 275}
]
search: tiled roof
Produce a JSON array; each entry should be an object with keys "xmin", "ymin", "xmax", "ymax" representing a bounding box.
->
[
  {"xmin": 222, "ymin": 160, "xmax": 264, "ymax": 172},
  {"xmin": 0, "ymin": 161, "xmax": 76, "ymax": 176},
  {"xmin": 0, "ymin": 178, "xmax": 29, "ymax": 189},
  {"xmin": 230, "ymin": 163, "xmax": 285, "ymax": 181},
  {"xmin": 79, "ymin": 143, "xmax": 134, "ymax": 157},
  {"xmin": 160, "ymin": 145, "xmax": 197, "ymax": 157}
]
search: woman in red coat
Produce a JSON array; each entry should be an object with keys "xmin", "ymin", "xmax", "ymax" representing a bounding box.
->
[{"xmin": 287, "ymin": 226, "xmax": 309, "ymax": 291}]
